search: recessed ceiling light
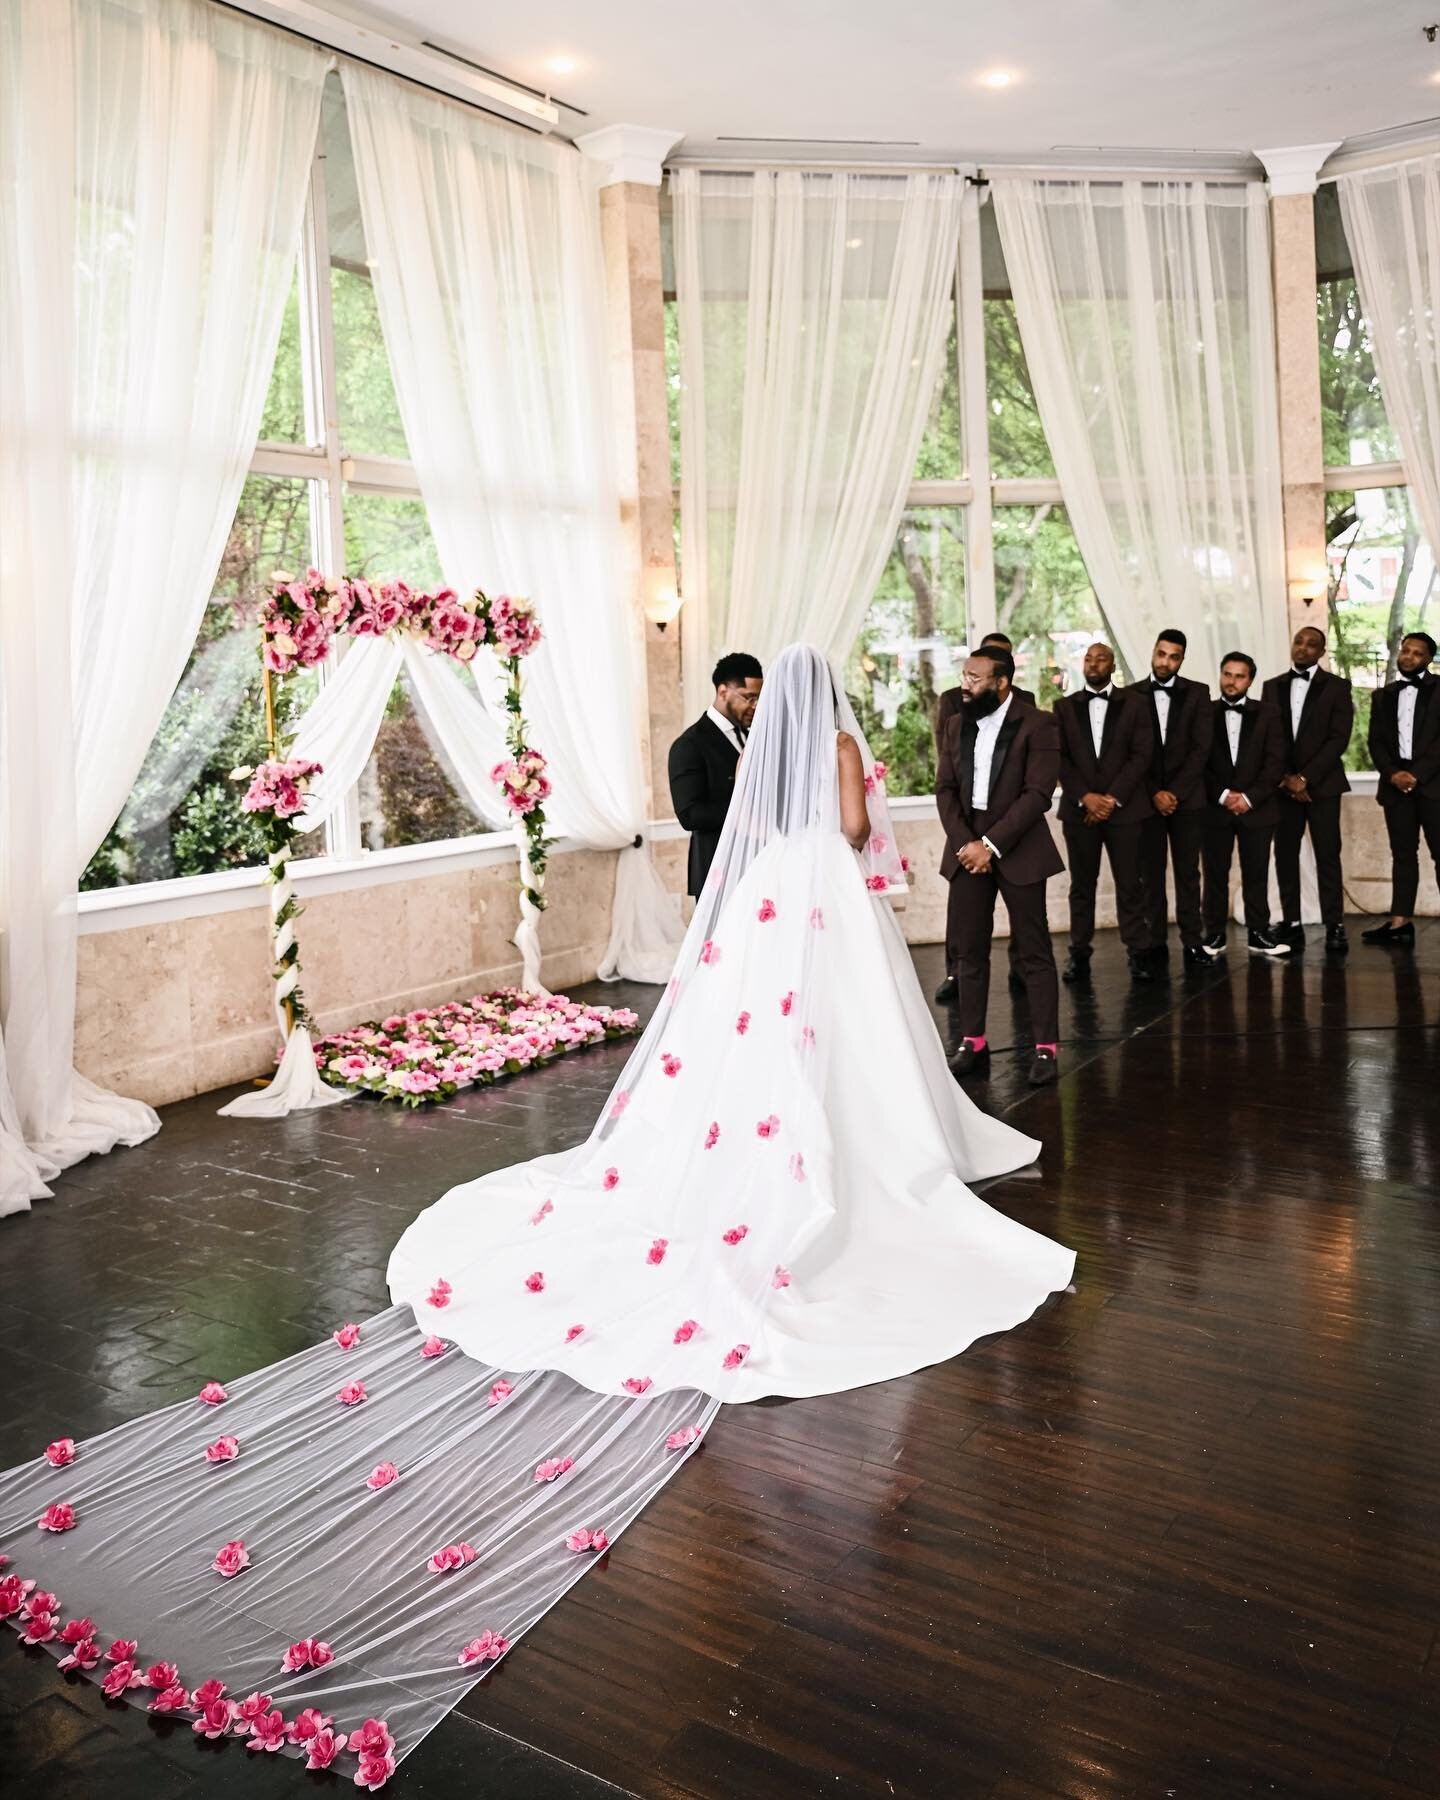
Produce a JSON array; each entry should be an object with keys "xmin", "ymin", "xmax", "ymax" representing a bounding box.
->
[
  {"xmin": 546, "ymin": 55, "xmax": 576, "ymax": 76},
  {"xmin": 980, "ymin": 69, "xmax": 1017, "ymax": 89}
]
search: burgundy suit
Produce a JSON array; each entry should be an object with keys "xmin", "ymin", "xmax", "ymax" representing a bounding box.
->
[{"xmin": 936, "ymin": 698, "xmax": 1063, "ymax": 1045}]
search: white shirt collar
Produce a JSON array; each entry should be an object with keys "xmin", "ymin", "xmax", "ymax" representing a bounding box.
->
[
  {"xmin": 706, "ymin": 704, "xmax": 742, "ymax": 747},
  {"xmin": 978, "ymin": 692, "xmax": 1014, "ymax": 733}
]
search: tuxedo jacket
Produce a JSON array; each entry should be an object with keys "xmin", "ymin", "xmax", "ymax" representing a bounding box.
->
[
  {"xmin": 1203, "ymin": 697, "xmax": 1285, "ymax": 829},
  {"xmin": 1055, "ymin": 686, "xmax": 1153, "ymax": 826},
  {"xmin": 934, "ymin": 681, "xmax": 1035, "ymax": 749},
  {"xmin": 1368, "ymin": 672, "xmax": 1440, "ymax": 801},
  {"xmin": 667, "ymin": 714, "xmax": 740, "ymax": 897},
  {"xmin": 1139, "ymin": 675, "xmax": 1214, "ymax": 811},
  {"xmin": 935, "ymin": 701, "xmax": 1064, "ymax": 886},
  {"xmin": 1260, "ymin": 667, "xmax": 1353, "ymax": 798}
]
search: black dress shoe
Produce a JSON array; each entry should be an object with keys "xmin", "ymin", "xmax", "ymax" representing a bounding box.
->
[
  {"xmin": 1278, "ymin": 921, "xmax": 1305, "ymax": 951},
  {"xmin": 1183, "ymin": 944, "xmax": 1211, "ymax": 969},
  {"xmin": 1361, "ymin": 920, "xmax": 1415, "ymax": 946},
  {"xmin": 1326, "ymin": 923, "xmax": 1349, "ymax": 955},
  {"xmin": 949, "ymin": 1041, "xmax": 991, "ymax": 1078},
  {"xmin": 934, "ymin": 974, "xmax": 958, "ymax": 1004},
  {"xmin": 1247, "ymin": 927, "xmax": 1291, "ymax": 958},
  {"xmin": 1129, "ymin": 953, "xmax": 1161, "ymax": 982},
  {"xmin": 1061, "ymin": 949, "xmax": 1092, "ymax": 984},
  {"xmin": 1027, "ymin": 1047, "xmax": 1059, "ymax": 1087}
]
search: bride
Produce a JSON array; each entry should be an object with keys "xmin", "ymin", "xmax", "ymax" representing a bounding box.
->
[{"xmin": 0, "ymin": 645, "xmax": 1072, "ymax": 1787}]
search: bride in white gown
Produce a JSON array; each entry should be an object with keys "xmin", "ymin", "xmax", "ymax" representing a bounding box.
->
[{"xmin": 0, "ymin": 645, "xmax": 1072, "ymax": 1786}]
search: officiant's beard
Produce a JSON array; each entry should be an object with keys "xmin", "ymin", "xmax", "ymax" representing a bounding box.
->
[{"xmin": 961, "ymin": 687, "xmax": 1003, "ymax": 719}]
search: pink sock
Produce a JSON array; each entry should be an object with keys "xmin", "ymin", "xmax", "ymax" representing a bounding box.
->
[
  {"xmin": 964, "ymin": 1035, "xmax": 987, "ymax": 1051},
  {"xmin": 1035, "ymin": 1042, "xmax": 1058, "ymax": 1055}
]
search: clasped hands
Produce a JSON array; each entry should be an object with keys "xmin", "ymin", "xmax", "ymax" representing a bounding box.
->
[
  {"xmin": 1080, "ymin": 792, "xmax": 1118, "ymax": 825},
  {"xmin": 956, "ymin": 839, "xmax": 993, "ymax": 875},
  {"xmin": 1390, "ymin": 770, "xmax": 1419, "ymax": 794},
  {"xmin": 1281, "ymin": 773, "xmax": 1311, "ymax": 805}
]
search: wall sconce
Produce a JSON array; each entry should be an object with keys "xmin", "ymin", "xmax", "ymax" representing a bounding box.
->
[
  {"xmin": 644, "ymin": 587, "xmax": 684, "ymax": 632},
  {"xmin": 1287, "ymin": 563, "xmax": 1328, "ymax": 611}
]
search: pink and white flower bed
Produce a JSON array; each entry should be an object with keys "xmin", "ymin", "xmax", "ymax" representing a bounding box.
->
[{"xmin": 312, "ymin": 989, "xmax": 640, "ymax": 1109}]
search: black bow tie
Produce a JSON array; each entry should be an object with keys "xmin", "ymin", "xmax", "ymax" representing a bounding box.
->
[
  {"xmin": 1222, "ymin": 700, "xmax": 1246, "ymax": 712},
  {"xmin": 1290, "ymin": 668, "xmax": 1312, "ymax": 682},
  {"xmin": 1150, "ymin": 679, "xmax": 1175, "ymax": 692},
  {"xmin": 1083, "ymin": 689, "xmax": 1110, "ymax": 702},
  {"xmin": 1398, "ymin": 674, "xmax": 1424, "ymax": 688}
]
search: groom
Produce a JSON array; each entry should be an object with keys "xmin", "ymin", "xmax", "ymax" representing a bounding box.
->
[
  {"xmin": 668, "ymin": 652, "xmax": 764, "ymax": 897},
  {"xmin": 936, "ymin": 646, "xmax": 1064, "ymax": 1087}
]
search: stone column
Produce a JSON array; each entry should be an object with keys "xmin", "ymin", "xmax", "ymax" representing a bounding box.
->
[
  {"xmin": 576, "ymin": 124, "xmax": 685, "ymax": 820},
  {"xmin": 1258, "ymin": 144, "xmax": 1341, "ymax": 648}
]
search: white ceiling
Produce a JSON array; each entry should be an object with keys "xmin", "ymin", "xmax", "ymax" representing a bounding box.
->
[{"xmin": 327, "ymin": 0, "xmax": 1440, "ymax": 165}]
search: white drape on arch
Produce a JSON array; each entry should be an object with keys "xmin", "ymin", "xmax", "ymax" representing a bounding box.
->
[
  {"xmin": 671, "ymin": 166, "xmax": 965, "ymax": 720},
  {"xmin": 1338, "ymin": 154, "xmax": 1440, "ymax": 579},
  {"xmin": 0, "ymin": 0, "xmax": 327, "ymax": 1215},
  {"xmin": 990, "ymin": 178, "xmax": 1288, "ymax": 680}
]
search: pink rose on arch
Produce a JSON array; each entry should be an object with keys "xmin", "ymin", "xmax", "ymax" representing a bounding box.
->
[
  {"xmin": 44, "ymin": 1438, "xmax": 76, "ymax": 1467},
  {"xmin": 757, "ymin": 898, "xmax": 777, "ymax": 922},
  {"xmin": 622, "ymin": 1376, "xmax": 653, "ymax": 1395},
  {"xmin": 337, "ymin": 1380, "xmax": 367, "ymax": 1406},
  {"xmin": 37, "ymin": 1502, "xmax": 76, "ymax": 1532},
  {"xmin": 458, "ymin": 1629, "xmax": 510, "ymax": 1665},
  {"xmin": 245, "ymin": 1708, "xmax": 287, "ymax": 1752},
  {"xmin": 524, "ymin": 1271, "xmax": 545, "ymax": 1293},
  {"xmin": 305, "ymin": 1727, "xmax": 348, "ymax": 1770},
  {"xmin": 333, "ymin": 1322, "xmax": 362, "ymax": 1350},
  {"xmin": 735, "ymin": 1011, "xmax": 751, "ymax": 1035},
  {"xmin": 565, "ymin": 1323, "xmax": 585, "ymax": 1342},
  {"xmin": 704, "ymin": 1121, "xmax": 720, "ymax": 1150},
  {"xmin": 58, "ymin": 1635, "xmax": 101, "ymax": 1672},
  {"xmin": 779, "ymin": 991, "xmax": 794, "ymax": 1017},
  {"xmin": 198, "ymin": 1380, "xmax": 228, "ymax": 1405},
  {"xmin": 487, "ymin": 1380, "xmax": 513, "ymax": 1407},
  {"xmin": 646, "ymin": 1238, "xmax": 668, "ymax": 1266},
  {"xmin": 105, "ymin": 1638, "xmax": 139, "ymax": 1664},
  {"xmin": 204, "ymin": 1435, "xmax": 240, "ymax": 1464},
  {"xmin": 603, "ymin": 1168, "xmax": 620, "ymax": 1191},
  {"xmin": 211, "ymin": 1538, "xmax": 249, "ymax": 1579},
  {"xmin": 366, "ymin": 1462, "xmax": 400, "ymax": 1491},
  {"xmin": 534, "ymin": 1457, "xmax": 574, "ymax": 1483},
  {"xmin": 722, "ymin": 1344, "xmax": 750, "ymax": 1370},
  {"xmin": 101, "ymin": 1660, "xmax": 144, "ymax": 1699},
  {"xmin": 722, "ymin": 1224, "xmax": 749, "ymax": 1246},
  {"xmin": 673, "ymin": 1319, "xmax": 698, "ymax": 1344},
  {"xmin": 756, "ymin": 1114, "xmax": 780, "ymax": 1138},
  {"xmin": 193, "ymin": 1697, "xmax": 236, "ymax": 1739},
  {"xmin": 149, "ymin": 1683, "xmax": 191, "ymax": 1715},
  {"xmin": 666, "ymin": 1426, "xmax": 703, "ymax": 1451},
  {"xmin": 420, "ymin": 1335, "xmax": 447, "ymax": 1358}
]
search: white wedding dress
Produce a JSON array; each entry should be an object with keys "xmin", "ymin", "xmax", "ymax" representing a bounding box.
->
[{"xmin": 0, "ymin": 646, "xmax": 1072, "ymax": 1785}]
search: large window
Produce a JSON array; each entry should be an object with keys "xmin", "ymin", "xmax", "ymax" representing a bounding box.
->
[{"xmin": 84, "ymin": 76, "xmax": 489, "ymax": 891}]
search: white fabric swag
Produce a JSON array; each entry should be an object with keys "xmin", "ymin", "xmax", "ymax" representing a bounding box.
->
[
  {"xmin": 0, "ymin": 0, "xmax": 327, "ymax": 1215},
  {"xmin": 672, "ymin": 166, "xmax": 965, "ymax": 720},
  {"xmin": 990, "ymin": 179, "xmax": 1288, "ymax": 681},
  {"xmin": 336, "ymin": 60, "xmax": 679, "ymax": 982},
  {"xmin": 1338, "ymin": 154, "xmax": 1440, "ymax": 586}
]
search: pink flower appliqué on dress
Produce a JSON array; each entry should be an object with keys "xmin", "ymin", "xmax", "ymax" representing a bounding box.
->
[
  {"xmin": 332, "ymin": 1322, "xmax": 362, "ymax": 1350},
  {"xmin": 351, "ymin": 1718, "xmax": 396, "ymax": 1759},
  {"xmin": 366, "ymin": 1462, "xmax": 399, "ymax": 1490},
  {"xmin": 661, "ymin": 1053, "xmax": 682, "ymax": 1077},
  {"xmin": 809, "ymin": 907, "xmax": 825, "ymax": 929},
  {"xmin": 866, "ymin": 874, "xmax": 889, "ymax": 892},
  {"xmin": 458, "ymin": 1630, "xmax": 510, "ymax": 1665},
  {"xmin": 245, "ymin": 1709, "xmax": 287, "ymax": 1752},
  {"xmin": 420, "ymin": 1335, "xmax": 447, "ymax": 1358},
  {"xmin": 534, "ymin": 1457, "xmax": 575, "ymax": 1482},
  {"xmin": 673, "ymin": 1319, "xmax": 699, "ymax": 1344},
  {"xmin": 101, "ymin": 1661, "xmax": 145, "ymax": 1698},
  {"xmin": 524, "ymin": 1271, "xmax": 545, "ymax": 1293},
  {"xmin": 870, "ymin": 833, "xmax": 889, "ymax": 855},
  {"xmin": 757, "ymin": 898, "xmax": 777, "ymax": 922},
  {"xmin": 427, "ymin": 1542, "xmax": 477, "ymax": 1574},
  {"xmin": 646, "ymin": 1238, "xmax": 668, "ymax": 1265},
  {"xmin": 286, "ymin": 1707, "xmax": 333, "ymax": 1745},
  {"xmin": 192, "ymin": 1697, "xmax": 236, "ymax": 1738},
  {"xmin": 779, "ymin": 992, "xmax": 794, "ymax": 1017},
  {"xmin": 622, "ymin": 1376, "xmax": 653, "ymax": 1395},
  {"xmin": 337, "ymin": 1380, "xmax": 367, "ymax": 1406},
  {"xmin": 149, "ymin": 1684, "xmax": 191, "ymax": 1715},
  {"xmin": 756, "ymin": 1114, "xmax": 780, "ymax": 1138},
  {"xmin": 58, "ymin": 1635, "xmax": 101, "ymax": 1672},
  {"xmin": 700, "ymin": 939, "xmax": 721, "ymax": 965},
  {"xmin": 58, "ymin": 1617, "xmax": 95, "ymax": 1645},
  {"xmin": 44, "ymin": 1438, "xmax": 76, "ymax": 1467},
  {"xmin": 603, "ymin": 1167, "xmax": 620, "ymax": 1191},
  {"xmin": 609, "ymin": 1089, "xmax": 630, "ymax": 1120},
  {"xmin": 204, "ymin": 1436, "xmax": 239, "ymax": 1463},
  {"xmin": 232, "ymin": 1691, "xmax": 272, "ymax": 1729},
  {"xmin": 305, "ymin": 1727, "xmax": 348, "ymax": 1770},
  {"xmin": 198, "ymin": 1380, "xmax": 228, "ymax": 1405},
  {"xmin": 487, "ymin": 1379, "xmax": 513, "ymax": 1407},
  {"xmin": 790, "ymin": 1151, "xmax": 807, "ymax": 1181},
  {"xmin": 530, "ymin": 1199, "xmax": 554, "ymax": 1225},
  {"xmin": 37, "ymin": 1502, "xmax": 76, "ymax": 1532},
  {"xmin": 735, "ymin": 1011, "xmax": 750, "ymax": 1035},
  {"xmin": 722, "ymin": 1344, "xmax": 750, "ymax": 1370},
  {"xmin": 721, "ymin": 1225, "xmax": 749, "ymax": 1246},
  {"xmin": 565, "ymin": 1324, "xmax": 585, "ymax": 1342},
  {"xmin": 565, "ymin": 1527, "xmax": 610, "ymax": 1554},
  {"xmin": 426, "ymin": 1285, "xmax": 451, "ymax": 1308},
  {"xmin": 282, "ymin": 1638, "xmax": 334, "ymax": 1671},
  {"xmin": 211, "ymin": 1539, "xmax": 249, "ymax": 1579},
  {"xmin": 666, "ymin": 1426, "xmax": 704, "ymax": 1451},
  {"xmin": 772, "ymin": 1266, "xmax": 792, "ymax": 1289},
  {"xmin": 105, "ymin": 1638, "xmax": 139, "ymax": 1663},
  {"xmin": 193, "ymin": 1678, "xmax": 228, "ymax": 1708},
  {"xmin": 144, "ymin": 1659, "xmax": 179, "ymax": 1690},
  {"xmin": 704, "ymin": 1121, "xmax": 720, "ymax": 1150}
]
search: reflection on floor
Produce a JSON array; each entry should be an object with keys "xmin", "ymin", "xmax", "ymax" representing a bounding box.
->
[{"xmin": 3, "ymin": 924, "xmax": 1438, "ymax": 1798}]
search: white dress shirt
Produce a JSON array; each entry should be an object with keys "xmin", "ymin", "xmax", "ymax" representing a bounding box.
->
[
  {"xmin": 1151, "ymin": 676, "xmax": 1175, "ymax": 743},
  {"xmin": 1217, "ymin": 701, "xmax": 1246, "ymax": 806},
  {"xmin": 1397, "ymin": 680, "xmax": 1419, "ymax": 761},
  {"xmin": 1289, "ymin": 667, "xmax": 1313, "ymax": 739},
  {"xmin": 1086, "ymin": 684, "xmax": 1113, "ymax": 757},
  {"xmin": 970, "ymin": 692, "xmax": 1013, "ymax": 814},
  {"xmin": 705, "ymin": 704, "xmax": 744, "ymax": 754}
]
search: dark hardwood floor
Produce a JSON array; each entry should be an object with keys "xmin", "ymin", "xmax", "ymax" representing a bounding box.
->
[{"xmin": 2, "ymin": 923, "xmax": 1438, "ymax": 1798}]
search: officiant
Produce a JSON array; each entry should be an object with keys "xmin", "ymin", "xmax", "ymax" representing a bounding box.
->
[{"xmin": 668, "ymin": 652, "xmax": 764, "ymax": 896}]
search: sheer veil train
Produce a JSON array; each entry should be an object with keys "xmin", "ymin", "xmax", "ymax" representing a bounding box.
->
[{"xmin": 0, "ymin": 645, "xmax": 1074, "ymax": 1785}]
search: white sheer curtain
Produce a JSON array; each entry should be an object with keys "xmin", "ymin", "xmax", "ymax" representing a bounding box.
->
[
  {"xmin": 1338, "ymin": 155, "xmax": 1440, "ymax": 572},
  {"xmin": 671, "ymin": 166, "xmax": 964, "ymax": 719},
  {"xmin": 0, "ymin": 0, "xmax": 326, "ymax": 1214},
  {"xmin": 991, "ymin": 178, "xmax": 1288, "ymax": 679}
]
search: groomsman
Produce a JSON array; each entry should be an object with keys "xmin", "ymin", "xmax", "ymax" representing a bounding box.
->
[
  {"xmin": 1054, "ymin": 641, "xmax": 1154, "ymax": 983},
  {"xmin": 667, "ymin": 652, "xmax": 763, "ymax": 897},
  {"xmin": 1260, "ymin": 625, "xmax": 1353, "ymax": 955},
  {"xmin": 1200, "ymin": 653, "xmax": 1289, "ymax": 958},
  {"xmin": 933, "ymin": 631, "xmax": 1034, "ymax": 1004},
  {"xmin": 1136, "ymin": 627, "xmax": 1214, "ymax": 971},
  {"xmin": 1362, "ymin": 630, "xmax": 1440, "ymax": 946},
  {"xmin": 936, "ymin": 646, "xmax": 1064, "ymax": 1086}
]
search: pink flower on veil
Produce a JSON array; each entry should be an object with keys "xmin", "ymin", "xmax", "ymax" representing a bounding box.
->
[
  {"xmin": 735, "ymin": 1011, "xmax": 750, "ymax": 1035},
  {"xmin": 772, "ymin": 1266, "xmax": 792, "ymax": 1289},
  {"xmin": 37, "ymin": 1503, "xmax": 76, "ymax": 1532},
  {"xmin": 351, "ymin": 1719, "xmax": 396, "ymax": 1758},
  {"xmin": 203, "ymin": 1435, "xmax": 240, "ymax": 1463},
  {"xmin": 779, "ymin": 992, "xmax": 794, "ymax": 1017},
  {"xmin": 722, "ymin": 1344, "xmax": 750, "ymax": 1371},
  {"xmin": 104, "ymin": 1638, "xmax": 139, "ymax": 1663},
  {"xmin": 426, "ymin": 1284, "xmax": 451, "ymax": 1308},
  {"xmin": 666, "ymin": 1426, "xmax": 703, "ymax": 1451},
  {"xmin": 198, "ymin": 1381, "xmax": 228, "ymax": 1405},
  {"xmin": 287, "ymin": 1708, "xmax": 334, "ymax": 1745},
  {"xmin": 192, "ymin": 1696, "xmax": 236, "ymax": 1738},
  {"xmin": 524, "ymin": 1271, "xmax": 546, "ymax": 1293},
  {"xmin": 809, "ymin": 907, "xmax": 825, "ymax": 929},
  {"xmin": 565, "ymin": 1527, "xmax": 609, "ymax": 1554},
  {"xmin": 756, "ymin": 1115, "xmax": 780, "ymax": 1138},
  {"xmin": 420, "ymin": 1336, "xmax": 447, "ymax": 1358},
  {"xmin": 704, "ymin": 1122, "xmax": 720, "ymax": 1150},
  {"xmin": 57, "ymin": 1635, "xmax": 101, "ymax": 1672},
  {"xmin": 866, "ymin": 874, "xmax": 888, "ymax": 892},
  {"xmin": 337, "ymin": 1381, "xmax": 367, "ymax": 1406},
  {"xmin": 193, "ymin": 1679, "xmax": 228, "ymax": 1708},
  {"xmin": 427, "ymin": 1542, "xmax": 477, "ymax": 1574},
  {"xmin": 869, "ymin": 833, "xmax": 889, "ymax": 855},
  {"xmin": 44, "ymin": 1439, "xmax": 76, "ymax": 1467},
  {"xmin": 646, "ymin": 1238, "xmax": 668, "ymax": 1265},
  {"xmin": 58, "ymin": 1617, "xmax": 95, "ymax": 1645},
  {"xmin": 673, "ymin": 1319, "xmax": 698, "ymax": 1343},
  {"xmin": 211, "ymin": 1539, "xmax": 249, "ymax": 1579},
  {"xmin": 661, "ymin": 1054, "xmax": 682, "ymax": 1078},
  {"xmin": 565, "ymin": 1324, "xmax": 585, "ymax": 1342},
  {"xmin": 622, "ymin": 1376, "xmax": 653, "ymax": 1395},
  {"xmin": 458, "ymin": 1630, "xmax": 510, "ymax": 1664},
  {"xmin": 700, "ymin": 940, "xmax": 720, "ymax": 965},
  {"xmin": 757, "ymin": 898, "xmax": 777, "ymax": 922},
  {"xmin": 790, "ymin": 1151, "xmax": 807, "ymax": 1181},
  {"xmin": 332, "ymin": 1323, "xmax": 362, "ymax": 1350},
  {"xmin": 304, "ymin": 1727, "xmax": 348, "ymax": 1770},
  {"xmin": 534, "ymin": 1457, "xmax": 574, "ymax": 1482},
  {"xmin": 365, "ymin": 1462, "xmax": 399, "ymax": 1490},
  {"xmin": 488, "ymin": 1380, "xmax": 513, "ymax": 1407},
  {"xmin": 603, "ymin": 1168, "xmax": 620, "ymax": 1191},
  {"xmin": 245, "ymin": 1709, "xmax": 287, "ymax": 1752},
  {"xmin": 721, "ymin": 1225, "xmax": 749, "ymax": 1246},
  {"xmin": 610, "ymin": 1090, "xmax": 630, "ymax": 1119},
  {"xmin": 530, "ymin": 1199, "xmax": 554, "ymax": 1225}
]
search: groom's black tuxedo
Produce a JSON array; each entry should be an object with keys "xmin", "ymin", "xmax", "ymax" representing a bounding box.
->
[{"xmin": 668, "ymin": 714, "xmax": 742, "ymax": 897}]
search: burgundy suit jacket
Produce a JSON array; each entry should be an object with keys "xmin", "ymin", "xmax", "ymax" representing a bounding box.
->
[
  {"xmin": 934, "ymin": 681, "xmax": 1034, "ymax": 750},
  {"xmin": 936, "ymin": 699, "xmax": 1064, "ymax": 886}
]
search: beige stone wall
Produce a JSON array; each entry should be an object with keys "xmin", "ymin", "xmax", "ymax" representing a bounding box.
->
[{"xmin": 76, "ymin": 849, "xmax": 621, "ymax": 1109}]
